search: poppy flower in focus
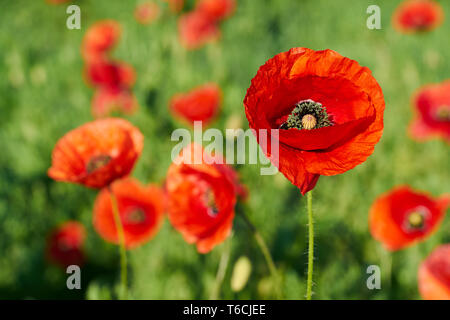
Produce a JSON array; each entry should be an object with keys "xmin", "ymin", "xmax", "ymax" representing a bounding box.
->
[
  {"xmin": 84, "ymin": 60, "xmax": 136, "ymax": 89},
  {"xmin": 169, "ymin": 83, "xmax": 222, "ymax": 126},
  {"xmin": 178, "ymin": 10, "xmax": 220, "ymax": 49},
  {"xmin": 165, "ymin": 0, "xmax": 184, "ymax": 13},
  {"xmin": 393, "ymin": 0, "xmax": 444, "ymax": 34},
  {"xmin": 166, "ymin": 143, "xmax": 245, "ymax": 253},
  {"xmin": 409, "ymin": 80, "xmax": 450, "ymax": 143},
  {"xmin": 418, "ymin": 244, "xmax": 450, "ymax": 300},
  {"xmin": 48, "ymin": 118, "xmax": 144, "ymax": 189},
  {"xmin": 135, "ymin": 2, "xmax": 160, "ymax": 25},
  {"xmin": 92, "ymin": 87, "xmax": 138, "ymax": 118},
  {"xmin": 46, "ymin": 221, "xmax": 86, "ymax": 268},
  {"xmin": 243, "ymin": 48, "xmax": 385, "ymax": 195},
  {"xmin": 369, "ymin": 186, "xmax": 449, "ymax": 251},
  {"xmin": 82, "ymin": 20, "xmax": 121, "ymax": 62},
  {"xmin": 197, "ymin": 0, "xmax": 236, "ymax": 21},
  {"xmin": 93, "ymin": 178, "xmax": 165, "ymax": 249}
]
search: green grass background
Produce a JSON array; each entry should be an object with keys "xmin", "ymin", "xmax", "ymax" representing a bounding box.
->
[{"xmin": 0, "ymin": 0, "xmax": 449, "ymax": 299}]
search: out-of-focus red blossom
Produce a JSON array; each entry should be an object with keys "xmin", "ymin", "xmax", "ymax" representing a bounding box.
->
[
  {"xmin": 178, "ymin": 10, "xmax": 220, "ymax": 49},
  {"xmin": 197, "ymin": 0, "xmax": 236, "ymax": 21},
  {"xmin": 165, "ymin": 0, "xmax": 184, "ymax": 13},
  {"xmin": 409, "ymin": 80, "xmax": 450, "ymax": 143},
  {"xmin": 135, "ymin": 2, "xmax": 160, "ymax": 25},
  {"xmin": 244, "ymin": 48, "xmax": 385, "ymax": 195},
  {"xmin": 166, "ymin": 143, "xmax": 246, "ymax": 253},
  {"xmin": 169, "ymin": 83, "xmax": 222, "ymax": 126},
  {"xmin": 46, "ymin": 0, "xmax": 70, "ymax": 4},
  {"xmin": 393, "ymin": 0, "xmax": 444, "ymax": 34},
  {"xmin": 92, "ymin": 87, "xmax": 138, "ymax": 118},
  {"xmin": 369, "ymin": 186, "xmax": 449, "ymax": 251},
  {"xmin": 46, "ymin": 221, "xmax": 86, "ymax": 268},
  {"xmin": 48, "ymin": 118, "xmax": 144, "ymax": 189},
  {"xmin": 93, "ymin": 178, "xmax": 165, "ymax": 249},
  {"xmin": 82, "ymin": 20, "xmax": 121, "ymax": 62},
  {"xmin": 419, "ymin": 244, "xmax": 450, "ymax": 300},
  {"xmin": 84, "ymin": 60, "xmax": 136, "ymax": 89}
]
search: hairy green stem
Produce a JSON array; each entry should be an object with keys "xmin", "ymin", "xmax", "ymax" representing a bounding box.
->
[
  {"xmin": 306, "ymin": 191, "xmax": 314, "ymax": 300},
  {"xmin": 108, "ymin": 185, "xmax": 128, "ymax": 300}
]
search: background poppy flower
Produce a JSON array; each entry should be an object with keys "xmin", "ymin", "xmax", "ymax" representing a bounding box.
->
[
  {"xmin": 196, "ymin": 0, "xmax": 236, "ymax": 22},
  {"xmin": 166, "ymin": 143, "xmax": 244, "ymax": 253},
  {"xmin": 165, "ymin": 0, "xmax": 184, "ymax": 13},
  {"xmin": 92, "ymin": 87, "xmax": 138, "ymax": 118},
  {"xmin": 244, "ymin": 48, "xmax": 385, "ymax": 194},
  {"xmin": 93, "ymin": 178, "xmax": 165, "ymax": 249},
  {"xmin": 169, "ymin": 83, "xmax": 222, "ymax": 126},
  {"xmin": 393, "ymin": 0, "xmax": 444, "ymax": 34},
  {"xmin": 418, "ymin": 244, "xmax": 450, "ymax": 300},
  {"xmin": 46, "ymin": 221, "xmax": 86, "ymax": 268},
  {"xmin": 48, "ymin": 118, "xmax": 144, "ymax": 188},
  {"xmin": 369, "ymin": 186, "xmax": 449, "ymax": 251},
  {"xmin": 84, "ymin": 60, "xmax": 136, "ymax": 90},
  {"xmin": 409, "ymin": 80, "xmax": 450, "ymax": 143},
  {"xmin": 178, "ymin": 10, "xmax": 220, "ymax": 49},
  {"xmin": 46, "ymin": 0, "xmax": 69, "ymax": 4},
  {"xmin": 134, "ymin": 2, "xmax": 160, "ymax": 25},
  {"xmin": 82, "ymin": 20, "xmax": 121, "ymax": 62}
]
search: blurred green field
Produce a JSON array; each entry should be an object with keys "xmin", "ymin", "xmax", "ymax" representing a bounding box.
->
[{"xmin": 0, "ymin": 0, "xmax": 449, "ymax": 300}]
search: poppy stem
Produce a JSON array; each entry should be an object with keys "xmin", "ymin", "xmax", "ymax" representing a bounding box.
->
[
  {"xmin": 238, "ymin": 209, "xmax": 282, "ymax": 299},
  {"xmin": 306, "ymin": 191, "xmax": 314, "ymax": 300},
  {"xmin": 108, "ymin": 185, "xmax": 128, "ymax": 300},
  {"xmin": 210, "ymin": 237, "xmax": 231, "ymax": 300}
]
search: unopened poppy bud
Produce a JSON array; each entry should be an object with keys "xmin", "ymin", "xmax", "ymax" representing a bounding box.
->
[{"xmin": 231, "ymin": 256, "xmax": 252, "ymax": 292}]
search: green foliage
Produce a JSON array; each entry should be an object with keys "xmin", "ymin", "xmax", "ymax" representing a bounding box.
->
[{"xmin": 0, "ymin": 0, "xmax": 449, "ymax": 300}]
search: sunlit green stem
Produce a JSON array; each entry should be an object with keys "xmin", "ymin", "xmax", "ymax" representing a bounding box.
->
[
  {"xmin": 306, "ymin": 191, "xmax": 314, "ymax": 300},
  {"xmin": 210, "ymin": 237, "xmax": 231, "ymax": 300},
  {"xmin": 108, "ymin": 185, "xmax": 128, "ymax": 300}
]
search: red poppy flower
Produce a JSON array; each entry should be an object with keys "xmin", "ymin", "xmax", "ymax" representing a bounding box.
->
[
  {"xmin": 369, "ymin": 186, "xmax": 449, "ymax": 251},
  {"xmin": 48, "ymin": 118, "xmax": 144, "ymax": 189},
  {"xmin": 169, "ymin": 83, "xmax": 222, "ymax": 126},
  {"xmin": 418, "ymin": 244, "xmax": 450, "ymax": 300},
  {"xmin": 84, "ymin": 60, "xmax": 136, "ymax": 89},
  {"xmin": 165, "ymin": 0, "xmax": 184, "ymax": 13},
  {"xmin": 197, "ymin": 0, "xmax": 236, "ymax": 22},
  {"xmin": 46, "ymin": 221, "xmax": 86, "ymax": 268},
  {"xmin": 178, "ymin": 10, "xmax": 220, "ymax": 50},
  {"xmin": 244, "ymin": 48, "xmax": 385, "ymax": 194},
  {"xmin": 92, "ymin": 86, "xmax": 138, "ymax": 118},
  {"xmin": 93, "ymin": 178, "xmax": 165, "ymax": 249},
  {"xmin": 166, "ymin": 143, "xmax": 245, "ymax": 253},
  {"xmin": 46, "ymin": 0, "xmax": 69, "ymax": 4},
  {"xmin": 409, "ymin": 80, "xmax": 450, "ymax": 143},
  {"xmin": 135, "ymin": 2, "xmax": 160, "ymax": 25},
  {"xmin": 82, "ymin": 20, "xmax": 121, "ymax": 62},
  {"xmin": 393, "ymin": 0, "xmax": 444, "ymax": 34}
]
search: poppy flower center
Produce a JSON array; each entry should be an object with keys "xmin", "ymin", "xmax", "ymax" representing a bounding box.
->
[
  {"xmin": 280, "ymin": 99, "xmax": 333, "ymax": 130},
  {"xmin": 124, "ymin": 209, "xmax": 147, "ymax": 224},
  {"xmin": 86, "ymin": 154, "xmax": 112, "ymax": 173},
  {"xmin": 435, "ymin": 106, "xmax": 450, "ymax": 121},
  {"xmin": 204, "ymin": 188, "xmax": 219, "ymax": 216},
  {"xmin": 404, "ymin": 207, "xmax": 429, "ymax": 231}
]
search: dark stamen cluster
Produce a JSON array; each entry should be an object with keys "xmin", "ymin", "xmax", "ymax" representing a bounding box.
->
[{"xmin": 280, "ymin": 99, "xmax": 333, "ymax": 130}]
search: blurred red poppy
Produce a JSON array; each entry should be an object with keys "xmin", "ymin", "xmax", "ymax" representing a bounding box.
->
[
  {"xmin": 46, "ymin": 221, "xmax": 86, "ymax": 268},
  {"xmin": 393, "ymin": 0, "xmax": 444, "ymax": 34},
  {"xmin": 93, "ymin": 178, "xmax": 165, "ymax": 249},
  {"xmin": 166, "ymin": 143, "xmax": 245, "ymax": 253},
  {"xmin": 410, "ymin": 80, "xmax": 450, "ymax": 143},
  {"xmin": 244, "ymin": 48, "xmax": 385, "ymax": 194},
  {"xmin": 178, "ymin": 10, "xmax": 220, "ymax": 49},
  {"xmin": 419, "ymin": 244, "xmax": 450, "ymax": 300},
  {"xmin": 135, "ymin": 2, "xmax": 160, "ymax": 25},
  {"xmin": 197, "ymin": 0, "xmax": 236, "ymax": 21},
  {"xmin": 84, "ymin": 60, "xmax": 136, "ymax": 89},
  {"xmin": 369, "ymin": 186, "xmax": 449, "ymax": 251},
  {"xmin": 48, "ymin": 118, "xmax": 144, "ymax": 189},
  {"xmin": 169, "ymin": 83, "xmax": 222, "ymax": 126},
  {"xmin": 92, "ymin": 87, "xmax": 138, "ymax": 118},
  {"xmin": 165, "ymin": 0, "xmax": 184, "ymax": 13},
  {"xmin": 46, "ymin": 0, "xmax": 70, "ymax": 4},
  {"xmin": 82, "ymin": 20, "xmax": 121, "ymax": 62}
]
